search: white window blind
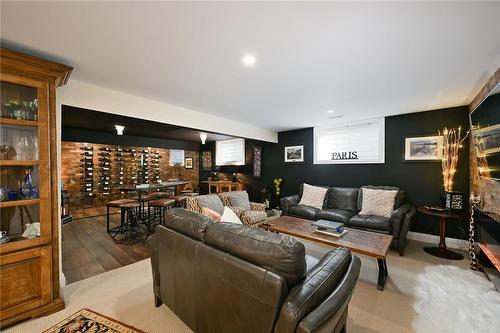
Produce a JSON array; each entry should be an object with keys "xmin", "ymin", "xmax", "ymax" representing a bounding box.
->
[
  {"xmin": 314, "ymin": 118, "xmax": 385, "ymax": 164},
  {"xmin": 169, "ymin": 149, "xmax": 185, "ymax": 166},
  {"xmin": 216, "ymin": 138, "xmax": 245, "ymax": 166}
]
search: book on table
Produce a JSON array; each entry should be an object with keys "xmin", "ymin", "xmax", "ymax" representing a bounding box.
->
[{"xmin": 311, "ymin": 220, "xmax": 348, "ymax": 238}]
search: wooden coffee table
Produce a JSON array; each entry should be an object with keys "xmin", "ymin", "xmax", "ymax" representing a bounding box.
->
[{"xmin": 260, "ymin": 216, "xmax": 393, "ymax": 291}]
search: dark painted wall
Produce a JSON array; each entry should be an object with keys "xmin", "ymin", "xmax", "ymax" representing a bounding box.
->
[{"xmin": 237, "ymin": 106, "xmax": 470, "ymax": 239}]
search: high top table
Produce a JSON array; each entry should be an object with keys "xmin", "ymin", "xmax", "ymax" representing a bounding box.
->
[
  {"xmin": 119, "ymin": 181, "xmax": 190, "ymax": 223},
  {"xmin": 260, "ymin": 216, "xmax": 393, "ymax": 291}
]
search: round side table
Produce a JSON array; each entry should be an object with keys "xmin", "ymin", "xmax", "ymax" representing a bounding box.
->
[{"xmin": 417, "ymin": 206, "xmax": 466, "ymax": 260}]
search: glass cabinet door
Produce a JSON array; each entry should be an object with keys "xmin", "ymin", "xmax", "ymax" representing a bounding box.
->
[{"xmin": 0, "ymin": 77, "xmax": 50, "ymax": 246}]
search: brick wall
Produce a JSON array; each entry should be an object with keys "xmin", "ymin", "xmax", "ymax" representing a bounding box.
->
[{"xmin": 61, "ymin": 141, "xmax": 199, "ymax": 210}]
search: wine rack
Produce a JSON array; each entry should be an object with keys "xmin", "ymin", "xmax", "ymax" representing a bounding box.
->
[
  {"xmin": 76, "ymin": 144, "xmax": 168, "ymax": 199},
  {"xmin": 98, "ymin": 147, "xmax": 112, "ymax": 196},
  {"xmin": 115, "ymin": 147, "xmax": 125, "ymax": 194},
  {"xmin": 151, "ymin": 150, "xmax": 161, "ymax": 183},
  {"xmin": 80, "ymin": 146, "xmax": 94, "ymax": 198}
]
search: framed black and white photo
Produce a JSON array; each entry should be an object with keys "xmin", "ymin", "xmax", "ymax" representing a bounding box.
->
[
  {"xmin": 404, "ymin": 135, "xmax": 443, "ymax": 161},
  {"xmin": 252, "ymin": 146, "xmax": 262, "ymax": 179},
  {"xmin": 185, "ymin": 157, "xmax": 193, "ymax": 169},
  {"xmin": 284, "ymin": 145, "xmax": 304, "ymax": 163}
]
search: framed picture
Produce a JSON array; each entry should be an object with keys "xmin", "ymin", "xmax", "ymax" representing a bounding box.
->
[
  {"xmin": 252, "ymin": 146, "xmax": 262, "ymax": 179},
  {"xmin": 284, "ymin": 145, "xmax": 304, "ymax": 163},
  {"xmin": 404, "ymin": 135, "xmax": 443, "ymax": 161},
  {"xmin": 202, "ymin": 151, "xmax": 212, "ymax": 170},
  {"xmin": 185, "ymin": 157, "xmax": 193, "ymax": 169}
]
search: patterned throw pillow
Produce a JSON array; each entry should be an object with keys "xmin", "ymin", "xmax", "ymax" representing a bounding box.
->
[
  {"xmin": 359, "ymin": 188, "xmax": 398, "ymax": 218},
  {"xmin": 298, "ymin": 184, "xmax": 328, "ymax": 209}
]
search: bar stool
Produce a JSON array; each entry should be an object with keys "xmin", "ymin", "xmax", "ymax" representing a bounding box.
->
[
  {"xmin": 151, "ymin": 191, "xmax": 169, "ymax": 199},
  {"xmin": 131, "ymin": 194, "xmax": 156, "ymax": 220},
  {"xmin": 106, "ymin": 199, "xmax": 138, "ymax": 233},
  {"xmin": 172, "ymin": 195, "xmax": 188, "ymax": 208},
  {"xmin": 148, "ymin": 198, "xmax": 176, "ymax": 226},
  {"xmin": 116, "ymin": 202, "xmax": 147, "ymax": 240}
]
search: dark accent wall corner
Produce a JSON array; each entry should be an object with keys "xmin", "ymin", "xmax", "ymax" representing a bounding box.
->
[{"xmin": 253, "ymin": 106, "xmax": 470, "ymax": 239}]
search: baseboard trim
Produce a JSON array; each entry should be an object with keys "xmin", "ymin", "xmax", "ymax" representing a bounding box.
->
[{"xmin": 407, "ymin": 231, "xmax": 469, "ymax": 250}]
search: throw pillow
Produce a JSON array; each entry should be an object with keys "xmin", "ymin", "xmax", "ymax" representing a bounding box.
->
[
  {"xmin": 201, "ymin": 207, "xmax": 221, "ymax": 222},
  {"xmin": 196, "ymin": 194, "xmax": 224, "ymax": 215},
  {"xmin": 220, "ymin": 206, "xmax": 243, "ymax": 224},
  {"xmin": 226, "ymin": 191, "xmax": 251, "ymax": 210},
  {"xmin": 298, "ymin": 183, "xmax": 328, "ymax": 209},
  {"xmin": 359, "ymin": 188, "xmax": 398, "ymax": 218}
]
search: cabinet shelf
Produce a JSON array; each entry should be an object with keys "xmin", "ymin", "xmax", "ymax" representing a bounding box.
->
[
  {"xmin": 0, "ymin": 198, "xmax": 40, "ymax": 208},
  {"xmin": 0, "ymin": 160, "xmax": 39, "ymax": 167},
  {"xmin": 0, "ymin": 118, "xmax": 38, "ymax": 127}
]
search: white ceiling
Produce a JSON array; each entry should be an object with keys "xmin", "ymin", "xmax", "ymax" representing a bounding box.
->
[{"xmin": 2, "ymin": 1, "xmax": 500, "ymax": 132}]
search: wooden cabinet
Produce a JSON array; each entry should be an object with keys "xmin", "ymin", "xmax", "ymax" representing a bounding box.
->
[{"xmin": 0, "ymin": 48, "xmax": 72, "ymax": 327}]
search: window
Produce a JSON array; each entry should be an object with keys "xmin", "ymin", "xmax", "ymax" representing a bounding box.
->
[
  {"xmin": 216, "ymin": 138, "xmax": 245, "ymax": 166},
  {"xmin": 169, "ymin": 149, "xmax": 185, "ymax": 166},
  {"xmin": 314, "ymin": 118, "xmax": 385, "ymax": 164}
]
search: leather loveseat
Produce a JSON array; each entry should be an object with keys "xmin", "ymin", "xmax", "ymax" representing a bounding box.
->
[
  {"xmin": 281, "ymin": 184, "xmax": 416, "ymax": 256},
  {"xmin": 149, "ymin": 208, "xmax": 361, "ymax": 333}
]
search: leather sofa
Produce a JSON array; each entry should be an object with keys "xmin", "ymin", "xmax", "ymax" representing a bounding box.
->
[
  {"xmin": 149, "ymin": 208, "xmax": 361, "ymax": 333},
  {"xmin": 281, "ymin": 184, "xmax": 416, "ymax": 256}
]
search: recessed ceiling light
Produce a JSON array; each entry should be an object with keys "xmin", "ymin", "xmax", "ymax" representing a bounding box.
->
[
  {"xmin": 242, "ymin": 54, "xmax": 256, "ymax": 66},
  {"xmin": 327, "ymin": 110, "xmax": 335, "ymax": 114}
]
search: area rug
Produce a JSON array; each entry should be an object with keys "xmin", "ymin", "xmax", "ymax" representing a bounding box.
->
[
  {"xmin": 413, "ymin": 265, "xmax": 500, "ymax": 333},
  {"xmin": 43, "ymin": 308, "xmax": 144, "ymax": 333}
]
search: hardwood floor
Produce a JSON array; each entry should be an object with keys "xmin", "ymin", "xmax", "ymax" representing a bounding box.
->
[{"xmin": 62, "ymin": 212, "xmax": 150, "ymax": 284}]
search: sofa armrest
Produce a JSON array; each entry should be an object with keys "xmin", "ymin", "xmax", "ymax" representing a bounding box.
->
[
  {"xmin": 281, "ymin": 194, "xmax": 300, "ymax": 215},
  {"xmin": 396, "ymin": 206, "xmax": 416, "ymax": 256},
  {"xmin": 274, "ymin": 248, "xmax": 361, "ymax": 333},
  {"xmin": 390, "ymin": 202, "xmax": 410, "ymax": 238},
  {"xmin": 228, "ymin": 206, "xmax": 245, "ymax": 218},
  {"xmin": 147, "ymin": 234, "xmax": 161, "ymax": 298},
  {"xmin": 250, "ymin": 202, "xmax": 266, "ymax": 211}
]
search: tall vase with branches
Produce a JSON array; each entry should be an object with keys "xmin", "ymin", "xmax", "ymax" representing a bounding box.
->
[{"xmin": 439, "ymin": 126, "xmax": 469, "ymax": 192}]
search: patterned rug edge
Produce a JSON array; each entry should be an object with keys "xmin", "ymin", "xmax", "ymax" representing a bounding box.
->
[{"xmin": 42, "ymin": 308, "xmax": 145, "ymax": 333}]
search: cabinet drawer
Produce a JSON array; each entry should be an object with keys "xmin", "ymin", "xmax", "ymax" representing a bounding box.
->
[{"xmin": 0, "ymin": 245, "xmax": 52, "ymax": 320}]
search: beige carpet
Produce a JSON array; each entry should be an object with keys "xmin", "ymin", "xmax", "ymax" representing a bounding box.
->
[{"xmin": 4, "ymin": 239, "xmax": 471, "ymax": 333}]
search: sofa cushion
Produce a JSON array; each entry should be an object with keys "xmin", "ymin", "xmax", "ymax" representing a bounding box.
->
[
  {"xmin": 315, "ymin": 209, "xmax": 356, "ymax": 224},
  {"xmin": 359, "ymin": 188, "xmax": 398, "ymax": 218},
  {"xmin": 218, "ymin": 191, "xmax": 251, "ymax": 210},
  {"xmin": 164, "ymin": 208, "xmax": 214, "ymax": 241},
  {"xmin": 205, "ymin": 222, "xmax": 307, "ymax": 287},
  {"xmin": 357, "ymin": 185, "xmax": 405, "ymax": 210},
  {"xmin": 348, "ymin": 214, "xmax": 392, "ymax": 233},
  {"xmin": 325, "ymin": 187, "xmax": 359, "ymax": 211},
  {"xmin": 288, "ymin": 205, "xmax": 320, "ymax": 220},
  {"xmin": 298, "ymin": 184, "xmax": 329, "ymax": 209},
  {"xmin": 196, "ymin": 194, "xmax": 225, "ymax": 215}
]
